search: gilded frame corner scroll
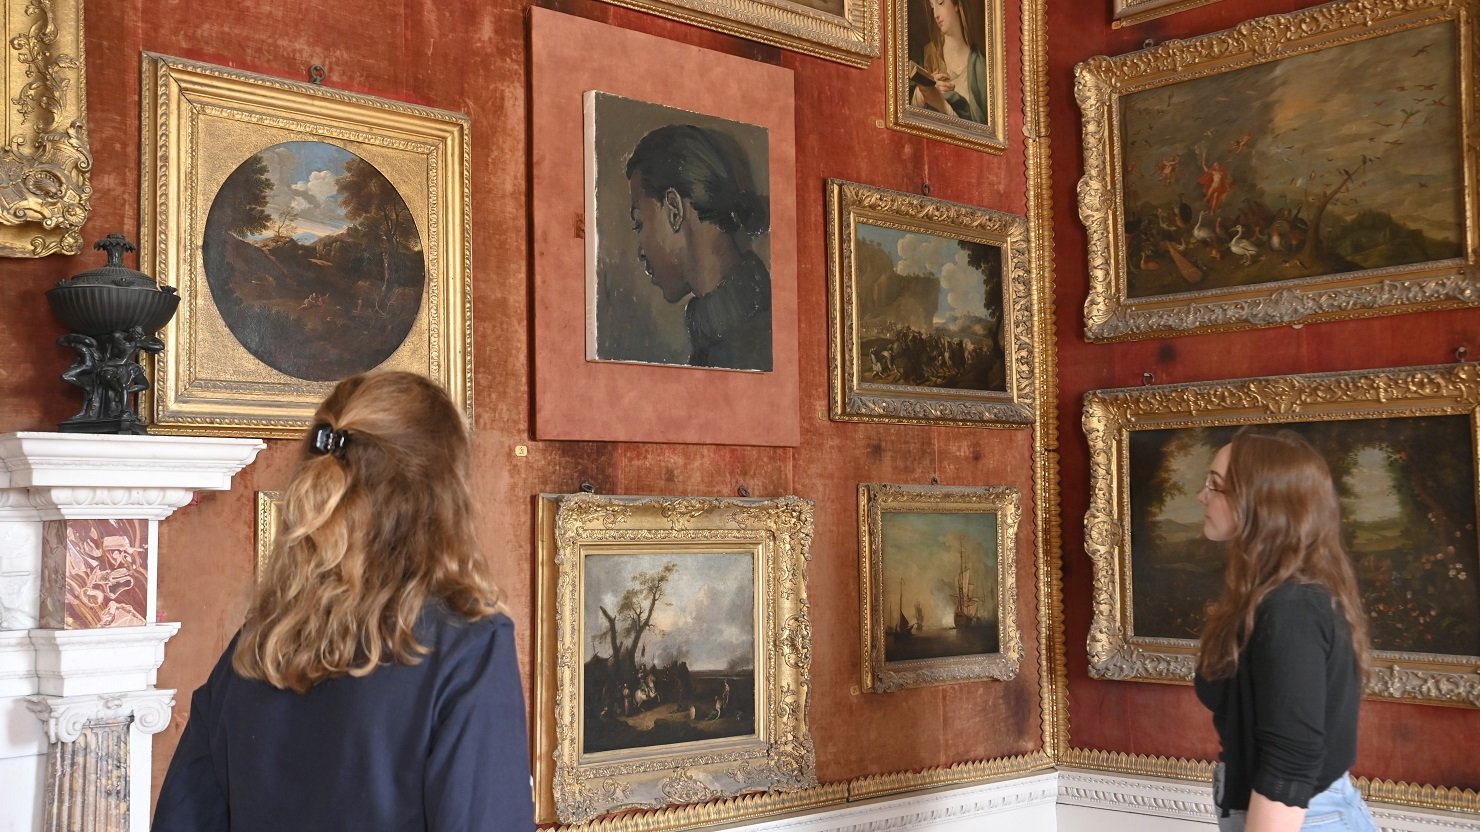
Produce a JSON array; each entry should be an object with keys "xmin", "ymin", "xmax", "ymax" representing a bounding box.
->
[
  {"xmin": 859, "ymin": 483, "xmax": 1022, "ymax": 693},
  {"xmin": 1083, "ymin": 362, "xmax": 1480, "ymax": 708},
  {"xmin": 1077, "ymin": 0, "xmax": 1480, "ymax": 341},
  {"xmin": 826, "ymin": 179, "xmax": 1035, "ymax": 427},
  {"xmin": 1110, "ymin": 0, "xmax": 1224, "ymax": 28},
  {"xmin": 1, "ymin": 0, "xmax": 91, "ymax": 257},
  {"xmin": 534, "ymin": 493, "xmax": 816, "ymax": 827}
]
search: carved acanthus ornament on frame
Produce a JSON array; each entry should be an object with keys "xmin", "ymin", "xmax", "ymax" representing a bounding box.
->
[{"xmin": 1, "ymin": 0, "xmax": 91, "ymax": 257}]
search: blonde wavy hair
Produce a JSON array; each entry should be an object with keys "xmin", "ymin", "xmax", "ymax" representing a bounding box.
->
[
  {"xmin": 1197, "ymin": 429, "xmax": 1369, "ymax": 681},
  {"xmin": 233, "ymin": 371, "xmax": 501, "ymax": 693}
]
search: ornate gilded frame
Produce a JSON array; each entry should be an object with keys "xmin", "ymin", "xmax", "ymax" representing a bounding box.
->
[
  {"xmin": 592, "ymin": 0, "xmax": 876, "ymax": 67},
  {"xmin": 534, "ymin": 493, "xmax": 816, "ymax": 826},
  {"xmin": 1, "ymin": 0, "xmax": 90, "ymax": 256},
  {"xmin": 1077, "ymin": 0, "xmax": 1480, "ymax": 341},
  {"xmin": 139, "ymin": 54, "xmax": 472, "ymax": 436},
  {"xmin": 859, "ymin": 483, "xmax": 1022, "ymax": 693},
  {"xmin": 1111, "ymin": 0, "xmax": 1223, "ymax": 28},
  {"xmin": 254, "ymin": 490, "xmax": 282, "ymax": 579},
  {"xmin": 1083, "ymin": 362, "xmax": 1480, "ymax": 707},
  {"xmin": 827, "ymin": 179, "xmax": 1034, "ymax": 426},
  {"xmin": 884, "ymin": 0, "xmax": 1006, "ymax": 152}
]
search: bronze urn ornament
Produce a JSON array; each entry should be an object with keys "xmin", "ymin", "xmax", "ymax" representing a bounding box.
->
[{"xmin": 46, "ymin": 234, "xmax": 180, "ymax": 434}]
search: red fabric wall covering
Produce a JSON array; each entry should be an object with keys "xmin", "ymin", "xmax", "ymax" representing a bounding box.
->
[
  {"xmin": 1048, "ymin": 0, "xmax": 1480, "ymax": 791},
  {"xmin": 0, "ymin": 0, "xmax": 1043, "ymax": 802}
]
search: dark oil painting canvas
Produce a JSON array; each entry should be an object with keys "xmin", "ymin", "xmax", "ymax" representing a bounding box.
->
[
  {"xmin": 1119, "ymin": 21, "xmax": 1464, "ymax": 300},
  {"xmin": 581, "ymin": 552, "xmax": 756, "ymax": 755},
  {"xmin": 1128, "ymin": 417, "xmax": 1480, "ymax": 659},
  {"xmin": 881, "ymin": 510, "xmax": 1000, "ymax": 663},
  {"xmin": 586, "ymin": 92, "xmax": 771, "ymax": 371},
  {"xmin": 853, "ymin": 222, "xmax": 1006, "ymax": 393},
  {"xmin": 202, "ymin": 141, "xmax": 425, "ymax": 382}
]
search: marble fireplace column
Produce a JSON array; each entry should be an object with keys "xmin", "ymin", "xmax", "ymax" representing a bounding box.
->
[{"xmin": 0, "ymin": 432, "xmax": 263, "ymax": 832}]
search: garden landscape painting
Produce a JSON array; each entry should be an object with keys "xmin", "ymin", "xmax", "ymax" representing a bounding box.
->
[
  {"xmin": 1119, "ymin": 22, "xmax": 1464, "ymax": 300},
  {"xmin": 1128, "ymin": 418, "xmax": 1480, "ymax": 659},
  {"xmin": 581, "ymin": 552, "xmax": 756, "ymax": 755},
  {"xmin": 203, "ymin": 141, "xmax": 425, "ymax": 381}
]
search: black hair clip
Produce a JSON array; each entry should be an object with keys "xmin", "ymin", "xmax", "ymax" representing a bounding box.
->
[{"xmin": 309, "ymin": 423, "xmax": 350, "ymax": 459}]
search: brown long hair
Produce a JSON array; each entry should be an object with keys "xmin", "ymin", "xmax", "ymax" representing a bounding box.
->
[
  {"xmin": 1196, "ymin": 429, "xmax": 1369, "ymax": 680},
  {"xmin": 233, "ymin": 371, "xmax": 500, "ymax": 693}
]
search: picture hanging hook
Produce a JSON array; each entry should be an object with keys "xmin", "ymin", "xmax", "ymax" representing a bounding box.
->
[
  {"xmin": 1142, "ymin": 371, "xmax": 1155, "ymax": 386},
  {"xmin": 1457, "ymin": 345, "xmax": 1469, "ymax": 363},
  {"xmin": 736, "ymin": 483, "xmax": 751, "ymax": 498},
  {"xmin": 921, "ymin": 182, "xmax": 931, "ymax": 197},
  {"xmin": 578, "ymin": 480, "xmax": 597, "ymax": 494},
  {"xmin": 930, "ymin": 475, "xmax": 940, "ymax": 486},
  {"xmin": 308, "ymin": 64, "xmax": 327, "ymax": 85}
]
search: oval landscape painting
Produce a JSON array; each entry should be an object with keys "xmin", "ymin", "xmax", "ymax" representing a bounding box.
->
[{"xmin": 202, "ymin": 141, "xmax": 425, "ymax": 381}]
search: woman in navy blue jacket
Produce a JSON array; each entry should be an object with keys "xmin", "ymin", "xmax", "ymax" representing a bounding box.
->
[{"xmin": 154, "ymin": 371, "xmax": 534, "ymax": 831}]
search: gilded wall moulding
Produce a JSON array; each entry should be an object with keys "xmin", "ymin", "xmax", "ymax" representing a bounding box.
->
[
  {"xmin": 1083, "ymin": 362, "xmax": 1480, "ymax": 708},
  {"xmin": 0, "ymin": 0, "xmax": 91, "ymax": 257}
]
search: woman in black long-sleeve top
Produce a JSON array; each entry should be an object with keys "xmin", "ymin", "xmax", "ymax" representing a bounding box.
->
[
  {"xmin": 154, "ymin": 371, "xmax": 535, "ymax": 831},
  {"xmin": 1193, "ymin": 429, "xmax": 1379, "ymax": 832}
]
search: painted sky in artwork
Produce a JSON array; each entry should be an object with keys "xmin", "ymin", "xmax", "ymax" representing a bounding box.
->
[
  {"xmin": 857, "ymin": 223, "xmax": 989, "ymax": 325},
  {"xmin": 252, "ymin": 141, "xmax": 354, "ymax": 242}
]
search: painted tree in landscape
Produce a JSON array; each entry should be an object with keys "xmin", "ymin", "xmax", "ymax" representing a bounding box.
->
[
  {"xmin": 338, "ymin": 156, "xmax": 420, "ymax": 312},
  {"xmin": 213, "ymin": 153, "xmax": 272, "ymax": 237},
  {"xmin": 596, "ymin": 561, "xmax": 678, "ymax": 683}
]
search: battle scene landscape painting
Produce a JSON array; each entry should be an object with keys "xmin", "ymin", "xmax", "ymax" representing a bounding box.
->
[
  {"xmin": 1128, "ymin": 418, "xmax": 1480, "ymax": 659},
  {"xmin": 581, "ymin": 552, "xmax": 757, "ymax": 755},
  {"xmin": 853, "ymin": 222, "xmax": 1006, "ymax": 394},
  {"xmin": 203, "ymin": 141, "xmax": 425, "ymax": 381},
  {"xmin": 1119, "ymin": 22, "xmax": 1464, "ymax": 300},
  {"xmin": 880, "ymin": 510, "xmax": 1000, "ymax": 663}
]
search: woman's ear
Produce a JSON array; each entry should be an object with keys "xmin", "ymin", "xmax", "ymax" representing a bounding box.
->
[{"xmin": 661, "ymin": 187, "xmax": 685, "ymax": 232}]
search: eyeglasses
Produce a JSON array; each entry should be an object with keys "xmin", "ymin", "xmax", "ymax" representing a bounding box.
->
[{"xmin": 1203, "ymin": 474, "xmax": 1225, "ymax": 494}]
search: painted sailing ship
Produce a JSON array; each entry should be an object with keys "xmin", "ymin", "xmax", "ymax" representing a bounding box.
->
[
  {"xmin": 951, "ymin": 543, "xmax": 981, "ymax": 629},
  {"xmin": 887, "ymin": 580, "xmax": 915, "ymax": 637}
]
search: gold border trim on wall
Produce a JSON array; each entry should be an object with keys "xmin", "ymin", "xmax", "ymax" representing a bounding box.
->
[
  {"xmin": 1076, "ymin": 0, "xmax": 1480, "ymax": 341},
  {"xmin": 859, "ymin": 483, "xmax": 1023, "ymax": 692},
  {"xmin": 884, "ymin": 0, "xmax": 1007, "ymax": 152},
  {"xmin": 1082, "ymin": 362, "xmax": 1480, "ymax": 708},
  {"xmin": 254, "ymin": 490, "xmax": 282, "ymax": 579},
  {"xmin": 591, "ymin": 0, "xmax": 878, "ymax": 67},
  {"xmin": 138, "ymin": 53, "xmax": 473, "ymax": 436},
  {"xmin": 0, "ymin": 0, "xmax": 91, "ymax": 257},
  {"xmin": 826, "ymin": 178, "xmax": 1036, "ymax": 426}
]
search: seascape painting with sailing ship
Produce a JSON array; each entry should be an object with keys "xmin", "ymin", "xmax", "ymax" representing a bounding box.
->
[{"xmin": 882, "ymin": 511, "xmax": 1000, "ymax": 663}]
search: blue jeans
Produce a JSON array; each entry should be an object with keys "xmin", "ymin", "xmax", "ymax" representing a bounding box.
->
[{"xmin": 1215, "ymin": 768, "xmax": 1379, "ymax": 831}]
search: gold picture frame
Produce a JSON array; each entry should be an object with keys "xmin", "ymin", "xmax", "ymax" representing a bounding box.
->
[
  {"xmin": 1077, "ymin": 0, "xmax": 1480, "ymax": 341},
  {"xmin": 591, "ymin": 0, "xmax": 877, "ymax": 67},
  {"xmin": 534, "ymin": 493, "xmax": 816, "ymax": 825},
  {"xmin": 1083, "ymin": 362, "xmax": 1480, "ymax": 708},
  {"xmin": 1, "ymin": 0, "xmax": 91, "ymax": 256},
  {"xmin": 254, "ymin": 490, "xmax": 282, "ymax": 579},
  {"xmin": 859, "ymin": 483, "xmax": 1022, "ymax": 693},
  {"xmin": 827, "ymin": 179, "xmax": 1034, "ymax": 426},
  {"xmin": 885, "ymin": 0, "xmax": 1006, "ymax": 152},
  {"xmin": 1111, "ymin": 0, "xmax": 1223, "ymax": 28},
  {"xmin": 139, "ymin": 54, "xmax": 472, "ymax": 436}
]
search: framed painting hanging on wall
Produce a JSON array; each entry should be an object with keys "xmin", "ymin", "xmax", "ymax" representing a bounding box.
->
[
  {"xmin": 139, "ymin": 54, "xmax": 471, "ymax": 436},
  {"xmin": 1077, "ymin": 0, "xmax": 1479, "ymax": 341},
  {"xmin": 859, "ymin": 483, "xmax": 1022, "ymax": 692},
  {"xmin": 885, "ymin": 0, "xmax": 1006, "ymax": 151},
  {"xmin": 589, "ymin": 0, "xmax": 877, "ymax": 67},
  {"xmin": 1083, "ymin": 362, "xmax": 1480, "ymax": 707},
  {"xmin": 826, "ymin": 179, "xmax": 1034, "ymax": 426},
  {"xmin": 534, "ymin": 493, "xmax": 817, "ymax": 826}
]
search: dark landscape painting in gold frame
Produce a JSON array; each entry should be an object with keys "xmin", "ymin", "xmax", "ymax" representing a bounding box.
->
[
  {"xmin": 1077, "ymin": 0, "xmax": 1479, "ymax": 341},
  {"xmin": 827, "ymin": 179, "xmax": 1034, "ymax": 426},
  {"xmin": 140, "ymin": 54, "xmax": 471, "ymax": 436},
  {"xmin": 1083, "ymin": 363, "xmax": 1480, "ymax": 708}
]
